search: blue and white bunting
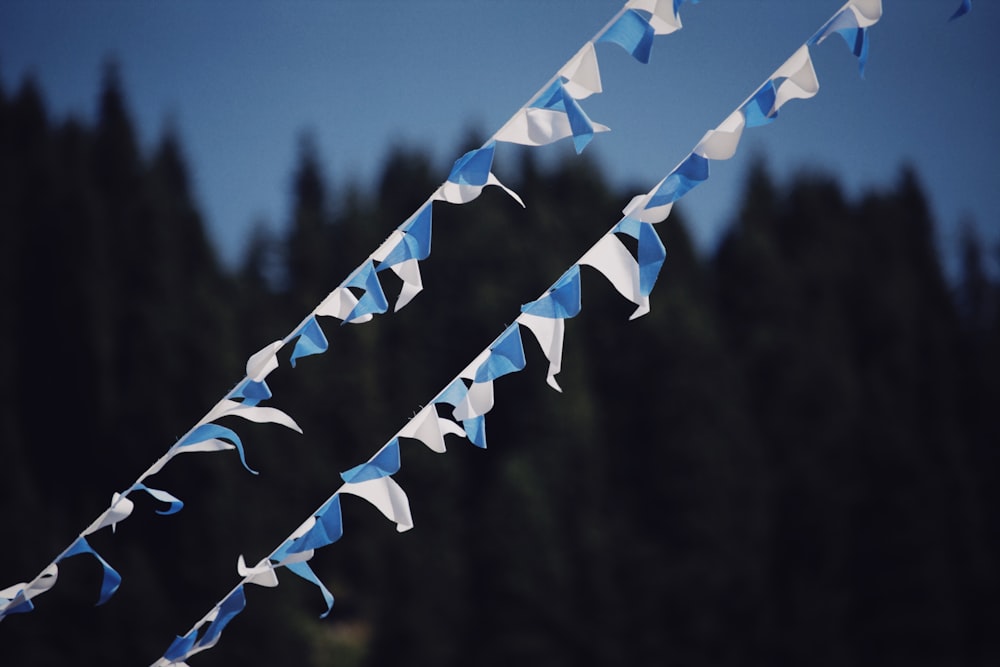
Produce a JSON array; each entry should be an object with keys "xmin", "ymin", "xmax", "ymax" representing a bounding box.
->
[{"xmin": 433, "ymin": 142, "xmax": 523, "ymax": 206}]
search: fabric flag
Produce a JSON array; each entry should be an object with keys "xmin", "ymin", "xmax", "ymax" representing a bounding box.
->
[
  {"xmin": 173, "ymin": 423, "xmax": 257, "ymax": 475},
  {"xmin": 772, "ymin": 45, "xmax": 820, "ymax": 112},
  {"xmin": 521, "ymin": 266, "xmax": 582, "ymax": 320},
  {"xmin": 0, "ymin": 564, "xmax": 57, "ymax": 618},
  {"xmin": 195, "ymin": 586, "xmax": 247, "ymax": 651},
  {"xmin": 626, "ymin": 0, "xmax": 685, "ymax": 35},
  {"xmin": 497, "ymin": 80, "xmax": 609, "ymax": 153},
  {"xmin": 200, "ymin": 399, "xmax": 301, "ymax": 434},
  {"xmin": 315, "ymin": 286, "xmax": 371, "ymax": 323},
  {"xmin": 289, "ymin": 316, "xmax": 329, "ymax": 368},
  {"xmin": 59, "ymin": 537, "xmax": 121, "ymax": 606},
  {"xmin": 279, "ymin": 495, "xmax": 344, "ymax": 556},
  {"xmin": 340, "ymin": 439, "xmax": 402, "ymax": 483},
  {"xmin": 474, "ymin": 324, "xmax": 527, "ymax": 383},
  {"xmin": 433, "ymin": 142, "xmax": 523, "ymax": 206},
  {"xmin": 516, "ymin": 312, "xmax": 567, "ymax": 392},
  {"xmin": 82, "ymin": 492, "xmax": 135, "ymax": 536},
  {"xmin": 693, "ymin": 110, "xmax": 746, "ymax": 161},
  {"xmin": 808, "ymin": 0, "xmax": 882, "ymax": 76},
  {"xmin": 374, "ymin": 204, "xmax": 433, "ymax": 311},
  {"xmin": 340, "ymin": 476, "xmax": 414, "ymax": 533},
  {"xmin": 599, "ymin": 9, "xmax": 655, "ymax": 63},
  {"xmin": 951, "ymin": 0, "xmax": 971, "ymax": 20},
  {"xmin": 132, "ymin": 483, "xmax": 184, "ymax": 516},
  {"xmin": 579, "ymin": 233, "xmax": 650, "ymax": 320},
  {"xmin": 614, "ymin": 218, "xmax": 667, "ymax": 297},
  {"xmin": 646, "ymin": 153, "xmax": 710, "ymax": 208},
  {"xmin": 559, "ymin": 42, "xmax": 602, "ymax": 99},
  {"xmin": 398, "ymin": 404, "xmax": 467, "ymax": 453},
  {"xmin": 285, "ymin": 560, "xmax": 336, "ymax": 618},
  {"xmin": 343, "ymin": 261, "xmax": 389, "ymax": 324},
  {"xmin": 237, "ymin": 556, "xmax": 279, "ymax": 588}
]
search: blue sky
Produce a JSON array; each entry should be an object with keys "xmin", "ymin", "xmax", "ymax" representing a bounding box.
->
[{"xmin": 1, "ymin": 1, "xmax": 997, "ymax": 277}]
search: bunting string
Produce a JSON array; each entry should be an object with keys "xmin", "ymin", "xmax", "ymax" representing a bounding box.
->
[
  {"xmin": 0, "ymin": 0, "xmax": 704, "ymax": 622},
  {"xmin": 146, "ymin": 1, "xmax": 970, "ymax": 662}
]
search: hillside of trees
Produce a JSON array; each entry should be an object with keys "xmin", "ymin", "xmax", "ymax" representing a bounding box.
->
[{"xmin": 1, "ymin": 69, "xmax": 999, "ymax": 666}]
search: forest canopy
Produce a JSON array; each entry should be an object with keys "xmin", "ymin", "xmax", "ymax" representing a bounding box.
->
[{"xmin": 1, "ymin": 69, "xmax": 999, "ymax": 666}]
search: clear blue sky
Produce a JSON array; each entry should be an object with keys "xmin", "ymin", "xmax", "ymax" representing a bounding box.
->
[{"xmin": 1, "ymin": 1, "xmax": 997, "ymax": 278}]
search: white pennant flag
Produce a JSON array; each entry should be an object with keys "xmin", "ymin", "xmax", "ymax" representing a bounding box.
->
[
  {"xmin": 340, "ymin": 477, "xmax": 413, "ymax": 533},
  {"xmin": 516, "ymin": 312, "xmax": 566, "ymax": 392},
  {"xmin": 579, "ymin": 233, "xmax": 650, "ymax": 319}
]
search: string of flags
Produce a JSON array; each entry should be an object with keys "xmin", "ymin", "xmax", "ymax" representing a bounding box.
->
[
  {"xmin": 0, "ymin": 0, "xmax": 703, "ymax": 623},
  {"xmin": 147, "ymin": 1, "xmax": 976, "ymax": 662}
]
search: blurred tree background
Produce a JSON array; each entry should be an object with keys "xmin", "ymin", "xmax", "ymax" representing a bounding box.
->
[{"xmin": 1, "ymin": 68, "xmax": 999, "ymax": 666}]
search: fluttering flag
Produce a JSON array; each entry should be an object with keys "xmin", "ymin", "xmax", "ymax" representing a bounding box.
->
[
  {"xmin": 289, "ymin": 316, "xmax": 329, "ymax": 368},
  {"xmin": 340, "ymin": 476, "xmax": 414, "ymax": 533},
  {"xmin": 433, "ymin": 142, "xmax": 523, "ymax": 206},
  {"xmin": 0, "ymin": 564, "xmax": 56, "ymax": 619},
  {"xmin": 236, "ymin": 555, "xmax": 279, "ymax": 588},
  {"xmin": 278, "ymin": 495, "xmax": 344, "ymax": 556},
  {"xmin": 475, "ymin": 324, "xmax": 528, "ymax": 383},
  {"xmin": 195, "ymin": 586, "xmax": 247, "ymax": 651},
  {"xmin": 340, "ymin": 439, "xmax": 402, "ymax": 483},
  {"xmin": 497, "ymin": 80, "xmax": 610, "ymax": 153},
  {"xmin": 599, "ymin": 9, "xmax": 656, "ymax": 63},
  {"xmin": 559, "ymin": 42, "xmax": 602, "ymax": 99},
  {"xmin": 173, "ymin": 423, "xmax": 258, "ymax": 475},
  {"xmin": 285, "ymin": 560, "xmax": 336, "ymax": 618},
  {"xmin": 343, "ymin": 260, "xmax": 390, "ymax": 324},
  {"xmin": 59, "ymin": 537, "xmax": 121, "ymax": 606},
  {"xmin": 200, "ymin": 399, "xmax": 302, "ymax": 433},
  {"xmin": 808, "ymin": 0, "xmax": 882, "ymax": 76},
  {"xmin": 374, "ymin": 204, "xmax": 433, "ymax": 311},
  {"xmin": 579, "ymin": 232, "xmax": 651, "ymax": 320},
  {"xmin": 615, "ymin": 217, "xmax": 667, "ymax": 297},
  {"xmin": 951, "ymin": 0, "xmax": 971, "ymax": 20},
  {"xmin": 82, "ymin": 492, "xmax": 135, "ymax": 536},
  {"xmin": 398, "ymin": 404, "xmax": 466, "ymax": 453}
]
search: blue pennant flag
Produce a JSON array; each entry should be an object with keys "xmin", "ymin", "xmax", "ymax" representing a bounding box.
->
[
  {"xmin": 951, "ymin": 0, "xmax": 971, "ymax": 20},
  {"xmin": 285, "ymin": 496, "xmax": 345, "ymax": 554},
  {"xmin": 60, "ymin": 537, "xmax": 122, "ymax": 606},
  {"xmin": 290, "ymin": 316, "xmax": 329, "ymax": 367},
  {"xmin": 380, "ymin": 204, "xmax": 433, "ymax": 268},
  {"xmin": 341, "ymin": 439, "xmax": 402, "ymax": 483},
  {"xmin": 163, "ymin": 628, "xmax": 198, "ymax": 662},
  {"xmin": 344, "ymin": 261, "xmax": 389, "ymax": 323},
  {"xmin": 532, "ymin": 80, "xmax": 601, "ymax": 153},
  {"xmin": 475, "ymin": 324, "xmax": 527, "ymax": 383},
  {"xmin": 435, "ymin": 378, "xmax": 469, "ymax": 408},
  {"xmin": 197, "ymin": 586, "xmax": 247, "ymax": 650},
  {"xmin": 742, "ymin": 81, "xmax": 778, "ymax": 127},
  {"xmin": 447, "ymin": 142, "xmax": 496, "ymax": 187},
  {"xmin": 809, "ymin": 7, "xmax": 871, "ymax": 76},
  {"xmin": 179, "ymin": 423, "xmax": 257, "ymax": 475},
  {"xmin": 521, "ymin": 266, "xmax": 582, "ymax": 320},
  {"xmin": 616, "ymin": 220, "xmax": 667, "ymax": 297},
  {"xmin": 648, "ymin": 153, "xmax": 710, "ymax": 208},
  {"xmin": 131, "ymin": 483, "xmax": 184, "ymax": 515},
  {"xmin": 599, "ymin": 9, "xmax": 655, "ymax": 64},
  {"xmin": 2, "ymin": 591, "xmax": 34, "ymax": 616},
  {"xmin": 285, "ymin": 560, "xmax": 335, "ymax": 618},
  {"xmin": 463, "ymin": 415, "xmax": 487, "ymax": 448},
  {"xmin": 228, "ymin": 378, "xmax": 272, "ymax": 406}
]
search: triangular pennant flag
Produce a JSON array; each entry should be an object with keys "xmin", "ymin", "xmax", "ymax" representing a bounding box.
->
[
  {"xmin": 521, "ymin": 265, "xmax": 582, "ymax": 320},
  {"xmin": 530, "ymin": 80, "xmax": 606, "ymax": 153},
  {"xmin": 647, "ymin": 152, "xmax": 710, "ymax": 208},
  {"xmin": 340, "ymin": 439, "xmax": 402, "ymax": 484},
  {"xmin": 452, "ymin": 380, "xmax": 495, "ymax": 422},
  {"xmin": 579, "ymin": 233, "xmax": 650, "ymax": 319},
  {"xmin": 693, "ymin": 110, "xmax": 746, "ymax": 161},
  {"xmin": 433, "ymin": 141, "xmax": 522, "ymax": 205},
  {"xmin": 132, "ymin": 483, "xmax": 184, "ymax": 516},
  {"xmin": 285, "ymin": 560, "xmax": 335, "ymax": 618},
  {"xmin": 176, "ymin": 423, "xmax": 257, "ymax": 475},
  {"xmin": 379, "ymin": 204, "xmax": 432, "ymax": 267},
  {"xmin": 227, "ymin": 378, "xmax": 272, "ymax": 406},
  {"xmin": 82, "ymin": 492, "xmax": 135, "ymax": 535},
  {"xmin": 343, "ymin": 261, "xmax": 389, "ymax": 323},
  {"xmin": 340, "ymin": 476, "xmax": 414, "ymax": 532},
  {"xmin": 60, "ymin": 537, "xmax": 121, "ymax": 605},
  {"xmin": 196, "ymin": 585, "xmax": 247, "ymax": 651},
  {"xmin": 516, "ymin": 312, "xmax": 567, "ymax": 392},
  {"xmin": 772, "ymin": 45, "xmax": 820, "ymax": 112},
  {"xmin": 289, "ymin": 316, "xmax": 329, "ymax": 367},
  {"xmin": 163, "ymin": 628, "xmax": 198, "ymax": 663},
  {"xmin": 808, "ymin": 0, "xmax": 881, "ymax": 76},
  {"xmin": 463, "ymin": 415, "xmax": 487, "ymax": 448},
  {"xmin": 951, "ymin": 0, "xmax": 971, "ymax": 20},
  {"xmin": 599, "ymin": 9, "xmax": 655, "ymax": 63},
  {"xmin": 245, "ymin": 340, "xmax": 283, "ymax": 382},
  {"xmin": 237, "ymin": 556, "xmax": 279, "ymax": 588},
  {"xmin": 202, "ymin": 399, "xmax": 302, "ymax": 434},
  {"xmin": 741, "ymin": 81, "xmax": 779, "ymax": 128},
  {"xmin": 286, "ymin": 495, "xmax": 344, "ymax": 554},
  {"xmin": 558, "ymin": 42, "xmax": 602, "ymax": 99},
  {"xmin": 315, "ymin": 286, "xmax": 370, "ymax": 323},
  {"xmin": 0, "ymin": 564, "xmax": 57, "ymax": 619},
  {"xmin": 474, "ymin": 324, "xmax": 527, "ymax": 383},
  {"xmin": 398, "ymin": 404, "xmax": 466, "ymax": 453},
  {"xmin": 626, "ymin": 0, "xmax": 685, "ymax": 36}
]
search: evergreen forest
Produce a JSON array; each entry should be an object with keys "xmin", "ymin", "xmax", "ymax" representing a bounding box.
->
[{"xmin": 1, "ymin": 68, "xmax": 999, "ymax": 667}]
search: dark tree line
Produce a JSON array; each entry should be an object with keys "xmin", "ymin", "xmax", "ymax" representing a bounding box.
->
[{"xmin": 1, "ymin": 69, "xmax": 998, "ymax": 666}]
